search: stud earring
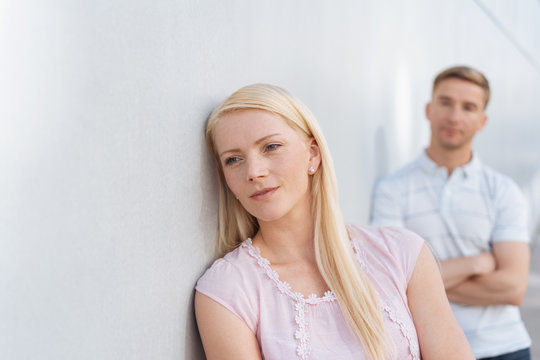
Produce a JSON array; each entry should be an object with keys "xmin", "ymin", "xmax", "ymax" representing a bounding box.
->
[{"xmin": 308, "ymin": 166, "xmax": 315, "ymax": 174}]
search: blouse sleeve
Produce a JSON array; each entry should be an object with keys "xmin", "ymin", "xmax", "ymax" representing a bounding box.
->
[
  {"xmin": 379, "ymin": 226, "xmax": 425, "ymax": 284},
  {"xmin": 195, "ymin": 258, "xmax": 258, "ymax": 333}
]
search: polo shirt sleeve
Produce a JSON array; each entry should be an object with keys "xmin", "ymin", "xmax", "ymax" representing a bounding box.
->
[
  {"xmin": 492, "ymin": 179, "xmax": 529, "ymax": 243},
  {"xmin": 370, "ymin": 176, "xmax": 405, "ymax": 227}
]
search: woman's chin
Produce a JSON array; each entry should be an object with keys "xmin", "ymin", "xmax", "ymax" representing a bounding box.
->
[{"xmin": 250, "ymin": 210, "xmax": 286, "ymax": 224}]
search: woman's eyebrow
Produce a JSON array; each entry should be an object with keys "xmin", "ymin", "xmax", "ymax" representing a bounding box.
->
[{"xmin": 219, "ymin": 133, "xmax": 281, "ymax": 158}]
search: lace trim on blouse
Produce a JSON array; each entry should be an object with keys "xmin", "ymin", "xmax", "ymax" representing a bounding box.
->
[
  {"xmin": 243, "ymin": 239, "xmax": 335, "ymax": 359},
  {"xmin": 352, "ymin": 240, "xmax": 420, "ymax": 360},
  {"xmin": 243, "ymin": 238, "xmax": 419, "ymax": 360}
]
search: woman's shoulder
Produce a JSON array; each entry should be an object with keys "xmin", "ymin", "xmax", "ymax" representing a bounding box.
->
[
  {"xmin": 196, "ymin": 240, "xmax": 254, "ymax": 288},
  {"xmin": 195, "ymin": 239, "xmax": 260, "ymax": 333},
  {"xmin": 348, "ymin": 224, "xmax": 424, "ymax": 282},
  {"xmin": 349, "ymin": 224, "xmax": 423, "ymax": 248},
  {"xmin": 347, "ymin": 224, "xmax": 424, "ymax": 246}
]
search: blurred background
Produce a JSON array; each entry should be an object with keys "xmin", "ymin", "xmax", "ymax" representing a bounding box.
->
[{"xmin": 1, "ymin": 0, "xmax": 539, "ymax": 358}]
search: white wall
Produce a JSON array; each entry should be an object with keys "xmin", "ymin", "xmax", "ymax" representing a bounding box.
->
[{"xmin": 1, "ymin": 1, "xmax": 539, "ymax": 359}]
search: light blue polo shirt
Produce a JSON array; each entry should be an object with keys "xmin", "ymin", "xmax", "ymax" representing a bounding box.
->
[{"xmin": 370, "ymin": 151, "xmax": 531, "ymax": 358}]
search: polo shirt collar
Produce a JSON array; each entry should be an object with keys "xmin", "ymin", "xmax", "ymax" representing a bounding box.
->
[
  {"xmin": 461, "ymin": 152, "xmax": 481, "ymax": 178},
  {"xmin": 418, "ymin": 150, "xmax": 440, "ymax": 174},
  {"xmin": 418, "ymin": 149, "xmax": 480, "ymax": 179}
]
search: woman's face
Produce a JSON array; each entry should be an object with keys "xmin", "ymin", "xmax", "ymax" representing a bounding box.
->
[{"xmin": 213, "ymin": 109, "xmax": 320, "ymax": 223}]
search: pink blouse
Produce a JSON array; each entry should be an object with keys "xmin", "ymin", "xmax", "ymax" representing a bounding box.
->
[{"xmin": 196, "ymin": 225, "xmax": 423, "ymax": 359}]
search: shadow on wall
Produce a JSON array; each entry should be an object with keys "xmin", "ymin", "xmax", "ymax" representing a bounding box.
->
[
  {"xmin": 199, "ymin": 108, "xmax": 220, "ymax": 258},
  {"xmin": 185, "ymin": 289, "xmax": 205, "ymax": 360},
  {"xmin": 185, "ymin": 108, "xmax": 220, "ymax": 360}
]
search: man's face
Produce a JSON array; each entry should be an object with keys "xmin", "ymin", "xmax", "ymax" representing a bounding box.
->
[{"xmin": 426, "ymin": 78, "xmax": 487, "ymax": 151}]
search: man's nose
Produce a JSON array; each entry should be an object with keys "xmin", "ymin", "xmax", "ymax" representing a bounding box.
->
[{"xmin": 448, "ymin": 106, "xmax": 463, "ymax": 123}]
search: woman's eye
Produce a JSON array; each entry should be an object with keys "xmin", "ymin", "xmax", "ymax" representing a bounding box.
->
[
  {"xmin": 225, "ymin": 156, "xmax": 240, "ymax": 165},
  {"xmin": 265, "ymin": 143, "xmax": 281, "ymax": 152}
]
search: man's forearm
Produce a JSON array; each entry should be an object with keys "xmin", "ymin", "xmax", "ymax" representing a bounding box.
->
[
  {"xmin": 446, "ymin": 242, "xmax": 530, "ymax": 306},
  {"xmin": 446, "ymin": 270, "xmax": 527, "ymax": 306},
  {"xmin": 440, "ymin": 252, "xmax": 495, "ymax": 290}
]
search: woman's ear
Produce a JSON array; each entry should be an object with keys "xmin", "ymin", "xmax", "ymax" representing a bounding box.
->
[{"xmin": 308, "ymin": 138, "xmax": 322, "ymax": 171}]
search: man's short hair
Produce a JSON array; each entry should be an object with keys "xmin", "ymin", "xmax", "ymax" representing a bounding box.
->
[{"xmin": 433, "ymin": 65, "xmax": 490, "ymax": 109}]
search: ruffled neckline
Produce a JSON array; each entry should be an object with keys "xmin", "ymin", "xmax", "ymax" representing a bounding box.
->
[{"xmin": 242, "ymin": 238, "xmax": 336, "ymax": 304}]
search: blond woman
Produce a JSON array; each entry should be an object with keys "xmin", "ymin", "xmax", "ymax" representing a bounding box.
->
[{"xmin": 195, "ymin": 84, "xmax": 473, "ymax": 360}]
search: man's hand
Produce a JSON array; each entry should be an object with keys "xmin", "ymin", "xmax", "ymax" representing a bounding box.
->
[
  {"xmin": 440, "ymin": 251, "xmax": 496, "ymax": 290},
  {"xmin": 471, "ymin": 251, "xmax": 496, "ymax": 276}
]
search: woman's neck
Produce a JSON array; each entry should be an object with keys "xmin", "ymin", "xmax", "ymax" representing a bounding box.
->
[{"xmin": 254, "ymin": 211, "xmax": 316, "ymax": 264}]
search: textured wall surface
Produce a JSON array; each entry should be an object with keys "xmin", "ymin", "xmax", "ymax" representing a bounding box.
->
[{"xmin": 1, "ymin": 0, "xmax": 539, "ymax": 358}]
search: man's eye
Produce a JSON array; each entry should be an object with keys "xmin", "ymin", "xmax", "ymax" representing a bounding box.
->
[{"xmin": 225, "ymin": 156, "xmax": 240, "ymax": 165}]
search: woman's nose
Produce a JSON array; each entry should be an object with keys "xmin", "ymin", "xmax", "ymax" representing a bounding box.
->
[{"xmin": 246, "ymin": 156, "xmax": 268, "ymax": 182}]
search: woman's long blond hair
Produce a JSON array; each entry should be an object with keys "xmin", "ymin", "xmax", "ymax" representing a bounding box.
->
[{"xmin": 206, "ymin": 84, "xmax": 387, "ymax": 360}]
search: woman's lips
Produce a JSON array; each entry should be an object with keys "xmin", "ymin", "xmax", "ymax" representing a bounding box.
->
[{"xmin": 250, "ymin": 187, "xmax": 279, "ymax": 200}]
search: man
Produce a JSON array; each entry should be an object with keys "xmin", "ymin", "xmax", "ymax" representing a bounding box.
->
[{"xmin": 370, "ymin": 66, "xmax": 531, "ymax": 359}]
